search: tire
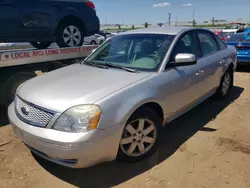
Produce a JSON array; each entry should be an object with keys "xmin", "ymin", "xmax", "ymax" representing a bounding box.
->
[
  {"xmin": 214, "ymin": 69, "xmax": 233, "ymax": 99},
  {"xmin": 90, "ymin": 40, "xmax": 97, "ymax": 45},
  {"xmin": 30, "ymin": 41, "xmax": 52, "ymax": 49},
  {"xmin": 99, "ymin": 40, "xmax": 104, "ymax": 45},
  {"xmin": 117, "ymin": 108, "xmax": 162, "ymax": 162},
  {"xmin": 56, "ymin": 21, "xmax": 84, "ymax": 48},
  {"xmin": 1, "ymin": 72, "xmax": 36, "ymax": 106}
]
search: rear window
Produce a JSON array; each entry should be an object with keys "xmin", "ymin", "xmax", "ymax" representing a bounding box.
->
[{"xmin": 227, "ymin": 33, "xmax": 250, "ymax": 42}]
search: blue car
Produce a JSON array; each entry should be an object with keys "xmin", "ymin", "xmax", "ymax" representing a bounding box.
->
[
  {"xmin": 226, "ymin": 33, "xmax": 250, "ymax": 65},
  {"xmin": 245, "ymin": 28, "xmax": 250, "ymax": 33},
  {"xmin": 0, "ymin": 0, "xmax": 100, "ymax": 49}
]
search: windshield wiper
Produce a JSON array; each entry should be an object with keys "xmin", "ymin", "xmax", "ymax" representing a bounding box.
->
[
  {"xmin": 82, "ymin": 60, "xmax": 108, "ymax": 69},
  {"xmin": 104, "ymin": 63, "xmax": 138, "ymax": 73}
]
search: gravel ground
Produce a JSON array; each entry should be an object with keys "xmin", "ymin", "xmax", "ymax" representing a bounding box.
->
[{"xmin": 1, "ymin": 68, "xmax": 250, "ymax": 188}]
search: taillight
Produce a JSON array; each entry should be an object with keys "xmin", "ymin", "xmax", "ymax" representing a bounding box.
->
[{"xmin": 85, "ymin": 1, "xmax": 95, "ymax": 10}]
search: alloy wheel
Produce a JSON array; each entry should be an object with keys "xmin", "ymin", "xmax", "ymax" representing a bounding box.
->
[
  {"xmin": 222, "ymin": 72, "xmax": 231, "ymax": 96},
  {"xmin": 63, "ymin": 26, "xmax": 81, "ymax": 47},
  {"xmin": 120, "ymin": 118, "xmax": 157, "ymax": 157}
]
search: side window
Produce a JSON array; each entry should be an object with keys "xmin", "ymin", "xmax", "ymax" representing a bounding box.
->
[
  {"xmin": 171, "ymin": 32, "xmax": 198, "ymax": 61},
  {"xmin": 213, "ymin": 34, "xmax": 227, "ymax": 50},
  {"xmin": 197, "ymin": 32, "xmax": 219, "ymax": 56}
]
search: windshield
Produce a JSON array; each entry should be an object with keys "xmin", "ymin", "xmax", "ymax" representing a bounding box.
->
[
  {"xmin": 86, "ymin": 34, "xmax": 175, "ymax": 72},
  {"xmin": 227, "ymin": 33, "xmax": 250, "ymax": 42}
]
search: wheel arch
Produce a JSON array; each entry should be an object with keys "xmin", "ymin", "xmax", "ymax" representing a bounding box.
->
[
  {"xmin": 55, "ymin": 14, "xmax": 86, "ymax": 36},
  {"xmin": 134, "ymin": 102, "xmax": 164, "ymax": 124},
  {"xmin": 120, "ymin": 99, "xmax": 165, "ymax": 127}
]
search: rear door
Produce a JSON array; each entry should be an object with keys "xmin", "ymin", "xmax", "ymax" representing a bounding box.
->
[
  {"xmin": 195, "ymin": 30, "xmax": 225, "ymax": 95},
  {"xmin": 17, "ymin": 0, "xmax": 57, "ymax": 38},
  {"xmin": 0, "ymin": 0, "xmax": 19, "ymax": 37}
]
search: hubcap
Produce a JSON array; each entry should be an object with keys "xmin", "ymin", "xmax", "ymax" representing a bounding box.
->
[
  {"xmin": 222, "ymin": 73, "xmax": 231, "ymax": 96},
  {"xmin": 120, "ymin": 119, "xmax": 157, "ymax": 157},
  {"xmin": 63, "ymin": 26, "xmax": 81, "ymax": 47}
]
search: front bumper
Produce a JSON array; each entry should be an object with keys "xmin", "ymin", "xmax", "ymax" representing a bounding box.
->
[{"xmin": 8, "ymin": 103, "xmax": 124, "ymax": 168}]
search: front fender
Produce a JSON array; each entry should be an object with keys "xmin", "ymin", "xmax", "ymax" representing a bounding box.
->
[{"xmin": 96, "ymin": 84, "xmax": 163, "ymax": 130}]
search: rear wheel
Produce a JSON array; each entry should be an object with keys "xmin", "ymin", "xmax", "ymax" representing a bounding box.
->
[
  {"xmin": 214, "ymin": 69, "xmax": 233, "ymax": 99},
  {"xmin": 30, "ymin": 41, "xmax": 52, "ymax": 49},
  {"xmin": 56, "ymin": 22, "xmax": 84, "ymax": 48},
  {"xmin": 117, "ymin": 108, "xmax": 161, "ymax": 162},
  {"xmin": 90, "ymin": 40, "xmax": 97, "ymax": 45}
]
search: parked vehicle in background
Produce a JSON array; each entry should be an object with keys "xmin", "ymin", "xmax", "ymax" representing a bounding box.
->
[
  {"xmin": 0, "ymin": 0, "xmax": 100, "ymax": 49},
  {"xmin": 9, "ymin": 27, "xmax": 237, "ymax": 168},
  {"xmin": 214, "ymin": 31, "xmax": 228, "ymax": 41},
  {"xmin": 222, "ymin": 25, "xmax": 239, "ymax": 37},
  {"xmin": 84, "ymin": 34, "xmax": 105, "ymax": 45},
  {"xmin": 226, "ymin": 32, "xmax": 250, "ymax": 65},
  {"xmin": 110, "ymin": 32, "xmax": 119, "ymax": 36},
  {"xmin": 244, "ymin": 28, "xmax": 250, "ymax": 33}
]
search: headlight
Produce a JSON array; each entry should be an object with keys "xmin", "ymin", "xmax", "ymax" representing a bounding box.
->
[{"xmin": 52, "ymin": 105, "xmax": 101, "ymax": 133}]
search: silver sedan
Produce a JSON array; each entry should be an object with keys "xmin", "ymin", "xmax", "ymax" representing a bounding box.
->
[{"xmin": 8, "ymin": 27, "xmax": 237, "ymax": 168}]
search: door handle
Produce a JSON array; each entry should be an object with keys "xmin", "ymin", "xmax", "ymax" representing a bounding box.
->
[
  {"xmin": 219, "ymin": 59, "xmax": 226, "ymax": 64},
  {"xmin": 196, "ymin": 70, "xmax": 204, "ymax": 76}
]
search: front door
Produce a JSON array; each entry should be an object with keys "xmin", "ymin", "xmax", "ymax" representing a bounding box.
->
[
  {"xmin": 17, "ymin": 0, "xmax": 56, "ymax": 38},
  {"xmin": 159, "ymin": 31, "xmax": 207, "ymax": 121}
]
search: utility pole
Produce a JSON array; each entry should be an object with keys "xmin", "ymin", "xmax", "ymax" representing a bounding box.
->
[
  {"xmin": 192, "ymin": 9, "xmax": 196, "ymax": 27},
  {"xmin": 212, "ymin": 17, "xmax": 215, "ymax": 26},
  {"xmin": 168, "ymin": 13, "xmax": 172, "ymax": 26}
]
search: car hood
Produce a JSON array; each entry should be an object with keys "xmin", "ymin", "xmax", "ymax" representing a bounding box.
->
[{"xmin": 17, "ymin": 64, "xmax": 151, "ymax": 113}]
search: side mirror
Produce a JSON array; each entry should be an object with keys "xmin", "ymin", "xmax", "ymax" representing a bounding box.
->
[{"xmin": 171, "ymin": 53, "xmax": 197, "ymax": 67}]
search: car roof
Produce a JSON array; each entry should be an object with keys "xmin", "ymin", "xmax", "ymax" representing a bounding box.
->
[{"xmin": 118, "ymin": 27, "xmax": 205, "ymax": 36}]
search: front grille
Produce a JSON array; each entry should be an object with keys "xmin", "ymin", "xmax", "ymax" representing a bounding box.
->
[{"xmin": 15, "ymin": 96, "xmax": 55, "ymax": 127}]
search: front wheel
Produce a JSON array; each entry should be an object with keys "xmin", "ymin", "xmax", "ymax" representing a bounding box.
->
[
  {"xmin": 30, "ymin": 41, "xmax": 52, "ymax": 49},
  {"xmin": 56, "ymin": 22, "xmax": 84, "ymax": 48},
  {"xmin": 99, "ymin": 40, "xmax": 104, "ymax": 44},
  {"xmin": 117, "ymin": 108, "xmax": 161, "ymax": 162}
]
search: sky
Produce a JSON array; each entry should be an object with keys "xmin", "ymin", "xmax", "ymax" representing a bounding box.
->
[{"xmin": 93, "ymin": 0, "xmax": 250, "ymax": 24}]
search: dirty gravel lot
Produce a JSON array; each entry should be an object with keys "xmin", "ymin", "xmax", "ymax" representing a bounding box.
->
[{"xmin": 1, "ymin": 67, "xmax": 250, "ymax": 188}]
